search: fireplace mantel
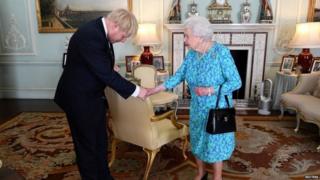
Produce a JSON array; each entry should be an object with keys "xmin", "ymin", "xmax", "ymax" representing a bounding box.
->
[
  {"xmin": 165, "ymin": 23, "xmax": 276, "ymax": 99},
  {"xmin": 165, "ymin": 23, "xmax": 276, "ymax": 32}
]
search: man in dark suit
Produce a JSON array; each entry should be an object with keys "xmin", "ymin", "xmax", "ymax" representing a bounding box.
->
[{"xmin": 54, "ymin": 9, "xmax": 147, "ymax": 180}]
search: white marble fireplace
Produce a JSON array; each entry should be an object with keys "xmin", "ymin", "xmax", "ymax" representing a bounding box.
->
[{"xmin": 165, "ymin": 24, "xmax": 275, "ymax": 99}]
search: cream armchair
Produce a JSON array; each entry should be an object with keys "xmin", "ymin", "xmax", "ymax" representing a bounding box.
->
[
  {"xmin": 280, "ymin": 72, "xmax": 320, "ymax": 150},
  {"xmin": 133, "ymin": 65, "xmax": 179, "ymax": 115},
  {"xmin": 105, "ymin": 88, "xmax": 189, "ymax": 180}
]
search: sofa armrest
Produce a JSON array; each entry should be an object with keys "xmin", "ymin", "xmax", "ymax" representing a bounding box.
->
[{"xmin": 289, "ymin": 72, "xmax": 320, "ymax": 94}]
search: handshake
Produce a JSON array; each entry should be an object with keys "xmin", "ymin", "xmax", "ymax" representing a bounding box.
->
[
  {"xmin": 137, "ymin": 85, "xmax": 214, "ymax": 100},
  {"xmin": 137, "ymin": 85, "xmax": 165, "ymax": 100}
]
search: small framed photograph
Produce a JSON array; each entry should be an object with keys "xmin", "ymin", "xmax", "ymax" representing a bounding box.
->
[
  {"xmin": 125, "ymin": 55, "xmax": 139, "ymax": 72},
  {"xmin": 311, "ymin": 57, "xmax": 320, "ymax": 73},
  {"xmin": 131, "ymin": 61, "xmax": 141, "ymax": 72},
  {"xmin": 280, "ymin": 55, "xmax": 296, "ymax": 72},
  {"xmin": 62, "ymin": 53, "xmax": 67, "ymax": 68},
  {"xmin": 153, "ymin": 56, "xmax": 164, "ymax": 70}
]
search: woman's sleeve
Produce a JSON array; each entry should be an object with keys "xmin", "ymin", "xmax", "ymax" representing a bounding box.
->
[
  {"xmin": 163, "ymin": 59, "xmax": 188, "ymax": 89},
  {"xmin": 219, "ymin": 47, "xmax": 242, "ymax": 95}
]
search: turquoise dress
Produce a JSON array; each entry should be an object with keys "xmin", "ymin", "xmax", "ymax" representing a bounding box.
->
[{"xmin": 164, "ymin": 43, "xmax": 242, "ymax": 163}]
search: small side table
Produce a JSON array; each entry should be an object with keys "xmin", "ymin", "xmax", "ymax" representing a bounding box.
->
[{"xmin": 271, "ymin": 71, "xmax": 298, "ymax": 109}]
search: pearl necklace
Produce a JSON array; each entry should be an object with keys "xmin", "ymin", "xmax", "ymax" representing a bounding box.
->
[{"xmin": 196, "ymin": 42, "xmax": 214, "ymax": 60}]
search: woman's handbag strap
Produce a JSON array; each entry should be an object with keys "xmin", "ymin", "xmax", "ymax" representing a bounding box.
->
[{"xmin": 215, "ymin": 84, "xmax": 231, "ymax": 109}]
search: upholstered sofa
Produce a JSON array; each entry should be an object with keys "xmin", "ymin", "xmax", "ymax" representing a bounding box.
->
[{"xmin": 280, "ymin": 72, "xmax": 320, "ymax": 151}]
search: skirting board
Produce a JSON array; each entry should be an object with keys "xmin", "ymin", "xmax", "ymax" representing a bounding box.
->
[{"xmin": 0, "ymin": 89, "xmax": 55, "ymax": 99}]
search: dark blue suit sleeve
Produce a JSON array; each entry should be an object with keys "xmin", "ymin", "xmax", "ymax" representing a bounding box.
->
[{"xmin": 76, "ymin": 33, "xmax": 136, "ymax": 99}]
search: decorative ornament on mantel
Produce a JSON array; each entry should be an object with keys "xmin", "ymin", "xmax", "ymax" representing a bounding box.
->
[
  {"xmin": 240, "ymin": 0, "xmax": 251, "ymax": 23},
  {"xmin": 188, "ymin": 0, "xmax": 199, "ymax": 17},
  {"xmin": 168, "ymin": 0, "xmax": 181, "ymax": 24},
  {"xmin": 259, "ymin": 0, "xmax": 273, "ymax": 23},
  {"xmin": 208, "ymin": 0, "xmax": 232, "ymax": 24}
]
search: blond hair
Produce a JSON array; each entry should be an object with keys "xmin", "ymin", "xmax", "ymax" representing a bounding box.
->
[{"xmin": 106, "ymin": 9, "xmax": 138, "ymax": 38}]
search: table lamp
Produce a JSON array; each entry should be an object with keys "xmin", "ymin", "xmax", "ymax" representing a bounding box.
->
[
  {"xmin": 135, "ymin": 23, "xmax": 160, "ymax": 65},
  {"xmin": 288, "ymin": 22, "xmax": 320, "ymax": 73}
]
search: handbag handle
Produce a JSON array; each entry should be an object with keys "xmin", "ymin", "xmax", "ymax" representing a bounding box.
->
[{"xmin": 215, "ymin": 85, "xmax": 231, "ymax": 109}]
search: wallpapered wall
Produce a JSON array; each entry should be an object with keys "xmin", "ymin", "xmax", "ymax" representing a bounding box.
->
[{"xmin": 0, "ymin": 0, "xmax": 318, "ymax": 98}]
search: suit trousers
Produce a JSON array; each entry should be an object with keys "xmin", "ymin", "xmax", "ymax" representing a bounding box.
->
[{"xmin": 65, "ymin": 98, "xmax": 113, "ymax": 180}]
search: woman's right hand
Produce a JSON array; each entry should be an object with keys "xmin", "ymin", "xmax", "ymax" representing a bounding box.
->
[{"xmin": 146, "ymin": 84, "xmax": 166, "ymax": 97}]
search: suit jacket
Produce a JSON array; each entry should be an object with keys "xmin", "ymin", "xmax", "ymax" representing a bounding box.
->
[{"xmin": 54, "ymin": 17, "xmax": 136, "ymax": 113}]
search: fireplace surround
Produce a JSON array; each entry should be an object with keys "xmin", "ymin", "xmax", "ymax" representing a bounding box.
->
[{"xmin": 165, "ymin": 24, "xmax": 275, "ymax": 99}]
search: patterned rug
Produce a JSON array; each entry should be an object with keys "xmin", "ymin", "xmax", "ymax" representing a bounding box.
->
[{"xmin": 0, "ymin": 113, "xmax": 319, "ymax": 180}]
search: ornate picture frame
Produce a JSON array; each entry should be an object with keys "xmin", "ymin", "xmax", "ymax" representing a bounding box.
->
[
  {"xmin": 311, "ymin": 57, "xmax": 320, "ymax": 73},
  {"xmin": 307, "ymin": 0, "xmax": 320, "ymax": 22},
  {"xmin": 125, "ymin": 55, "xmax": 139, "ymax": 72},
  {"xmin": 36, "ymin": 0, "xmax": 132, "ymax": 33},
  {"xmin": 280, "ymin": 55, "xmax": 296, "ymax": 72},
  {"xmin": 152, "ymin": 56, "xmax": 164, "ymax": 70}
]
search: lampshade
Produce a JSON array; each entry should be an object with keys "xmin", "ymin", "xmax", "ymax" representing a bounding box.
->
[
  {"xmin": 288, "ymin": 22, "xmax": 320, "ymax": 73},
  {"xmin": 135, "ymin": 23, "xmax": 160, "ymax": 46},
  {"xmin": 288, "ymin": 22, "xmax": 320, "ymax": 48},
  {"xmin": 135, "ymin": 23, "xmax": 160, "ymax": 65}
]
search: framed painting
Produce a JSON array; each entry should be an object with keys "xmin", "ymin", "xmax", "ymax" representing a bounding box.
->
[
  {"xmin": 36, "ymin": 0, "xmax": 132, "ymax": 33},
  {"xmin": 153, "ymin": 56, "xmax": 164, "ymax": 70},
  {"xmin": 125, "ymin": 55, "xmax": 139, "ymax": 72},
  {"xmin": 280, "ymin": 55, "xmax": 296, "ymax": 72},
  {"xmin": 311, "ymin": 57, "xmax": 320, "ymax": 73},
  {"xmin": 307, "ymin": 0, "xmax": 320, "ymax": 22}
]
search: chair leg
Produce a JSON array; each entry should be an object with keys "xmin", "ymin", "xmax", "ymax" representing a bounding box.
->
[
  {"xmin": 279, "ymin": 104, "xmax": 284, "ymax": 119},
  {"xmin": 108, "ymin": 137, "xmax": 118, "ymax": 167},
  {"xmin": 294, "ymin": 114, "xmax": 301, "ymax": 133},
  {"xmin": 173, "ymin": 100, "xmax": 178, "ymax": 119},
  {"xmin": 142, "ymin": 148, "xmax": 160, "ymax": 180},
  {"xmin": 182, "ymin": 136, "xmax": 189, "ymax": 160}
]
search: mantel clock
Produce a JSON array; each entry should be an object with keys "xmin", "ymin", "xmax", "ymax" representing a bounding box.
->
[{"xmin": 208, "ymin": 0, "xmax": 232, "ymax": 24}]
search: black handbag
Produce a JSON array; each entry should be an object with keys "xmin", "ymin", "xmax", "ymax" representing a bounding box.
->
[{"xmin": 206, "ymin": 86, "xmax": 236, "ymax": 134}]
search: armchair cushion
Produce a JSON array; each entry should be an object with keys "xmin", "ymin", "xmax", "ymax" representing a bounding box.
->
[
  {"xmin": 298, "ymin": 97, "xmax": 320, "ymax": 122},
  {"xmin": 280, "ymin": 94, "xmax": 311, "ymax": 109},
  {"xmin": 150, "ymin": 92, "xmax": 178, "ymax": 106}
]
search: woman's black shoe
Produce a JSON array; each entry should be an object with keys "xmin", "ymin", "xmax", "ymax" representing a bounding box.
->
[{"xmin": 201, "ymin": 172, "xmax": 208, "ymax": 180}]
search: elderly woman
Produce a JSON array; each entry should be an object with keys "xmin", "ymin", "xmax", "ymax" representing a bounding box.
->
[{"xmin": 147, "ymin": 16, "xmax": 241, "ymax": 180}]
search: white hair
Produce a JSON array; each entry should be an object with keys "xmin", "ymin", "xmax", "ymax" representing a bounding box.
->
[{"xmin": 184, "ymin": 16, "xmax": 213, "ymax": 41}]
